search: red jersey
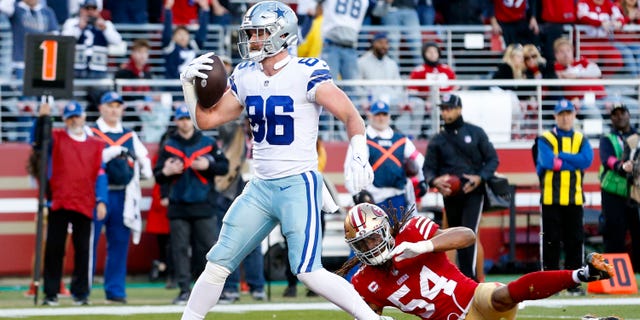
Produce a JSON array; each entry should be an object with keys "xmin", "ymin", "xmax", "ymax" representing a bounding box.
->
[
  {"xmin": 49, "ymin": 130, "xmax": 104, "ymax": 219},
  {"xmin": 577, "ymin": 0, "xmax": 625, "ymax": 37},
  {"xmin": 351, "ymin": 216, "xmax": 478, "ymax": 320},
  {"xmin": 408, "ymin": 64, "xmax": 457, "ymax": 95},
  {"xmin": 554, "ymin": 58, "xmax": 606, "ymax": 99},
  {"xmin": 540, "ymin": 0, "xmax": 576, "ymax": 23},
  {"xmin": 492, "ymin": 0, "xmax": 527, "ymax": 23}
]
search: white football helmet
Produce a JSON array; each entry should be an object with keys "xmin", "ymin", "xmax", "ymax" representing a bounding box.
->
[
  {"xmin": 237, "ymin": 1, "xmax": 298, "ymax": 62},
  {"xmin": 345, "ymin": 203, "xmax": 395, "ymax": 266}
]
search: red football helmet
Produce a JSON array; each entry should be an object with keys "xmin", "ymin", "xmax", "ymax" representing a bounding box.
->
[{"xmin": 344, "ymin": 203, "xmax": 395, "ymax": 265}]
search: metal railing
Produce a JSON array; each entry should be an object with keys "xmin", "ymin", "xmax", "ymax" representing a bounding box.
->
[{"xmin": 2, "ymin": 78, "xmax": 639, "ymax": 144}]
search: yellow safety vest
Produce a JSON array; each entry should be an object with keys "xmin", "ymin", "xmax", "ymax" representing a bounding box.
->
[{"xmin": 540, "ymin": 130, "xmax": 585, "ymax": 205}]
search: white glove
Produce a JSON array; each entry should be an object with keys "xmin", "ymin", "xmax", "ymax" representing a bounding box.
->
[
  {"xmin": 345, "ymin": 135, "xmax": 374, "ymax": 192},
  {"xmin": 102, "ymin": 145, "xmax": 125, "ymax": 163},
  {"xmin": 390, "ymin": 240, "xmax": 434, "ymax": 262},
  {"xmin": 179, "ymin": 52, "xmax": 215, "ymax": 84}
]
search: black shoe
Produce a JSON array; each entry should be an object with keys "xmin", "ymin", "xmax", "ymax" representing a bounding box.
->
[
  {"xmin": 251, "ymin": 290, "xmax": 266, "ymax": 301},
  {"xmin": 218, "ymin": 291, "xmax": 239, "ymax": 304},
  {"xmin": 42, "ymin": 297, "xmax": 59, "ymax": 306},
  {"xmin": 583, "ymin": 315, "xmax": 623, "ymax": 320},
  {"xmin": 105, "ymin": 297, "xmax": 127, "ymax": 304},
  {"xmin": 172, "ymin": 291, "xmax": 190, "ymax": 305},
  {"xmin": 306, "ymin": 290, "xmax": 318, "ymax": 297},
  {"xmin": 577, "ymin": 253, "xmax": 615, "ymax": 282},
  {"xmin": 283, "ymin": 285, "xmax": 297, "ymax": 298},
  {"xmin": 566, "ymin": 285, "xmax": 585, "ymax": 296},
  {"xmin": 149, "ymin": 260, "xmax": 161, "ymax": 282},
  {"xmin": 72, "ymin": 297, "xmax": 91, "ymax": 306}
]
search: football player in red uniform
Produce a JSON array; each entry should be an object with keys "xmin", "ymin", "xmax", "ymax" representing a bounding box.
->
[{"xmin": 339, "ymin": 203, "xmax": 615, "ymax": 320}]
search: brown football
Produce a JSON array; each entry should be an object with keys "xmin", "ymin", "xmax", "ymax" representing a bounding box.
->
[
  {"xmin": 194, "ymin": 54, "xmax": 228, "ymax": 108},
  {"xmin": 445, "ymin": 175, "xmax": 462, "ymax": 196}
]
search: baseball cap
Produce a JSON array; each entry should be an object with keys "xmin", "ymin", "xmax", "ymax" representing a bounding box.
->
[
  {"xmin": 63, "ymin": 101, "xmax": 84, "ymax": 120},
  {"xmin": 438, "ymin": 94, "xmax": 462, "ymax": 109},
  {"xmin": 371, "ymin": 32, "xmax": 387, "ymax": 42},
  {"xmin": 82, "ymin": 0, "xmax": 98, "ymax": 8},
  {"xmin": 610, "ymin": 102, "xmax": 628, "ymax": 115},
  {"xmin": 554, "ymin": 99, "xmax": 575, "ymax": 114},
  {"xmin": 369, "ymin": 100, "xmax": 390, "ymax": 115},
  {"xmin": 100, "ymin": 91, "xmax": 123, "ymax": 105},
  {"xmin": 174, "ymin": 105, "xmax": 191, "ymax": 120}
]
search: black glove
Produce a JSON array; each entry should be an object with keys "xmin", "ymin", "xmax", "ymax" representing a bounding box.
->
[
  {"xmin": 417, "ymin": 180, "xmax": 428, "ymax": 198},
  {"xmin": 353, "ymin": 190, "xmax": 374, "ymax": 205}
]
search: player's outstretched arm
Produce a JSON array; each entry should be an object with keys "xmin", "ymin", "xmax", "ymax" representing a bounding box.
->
[
  {"xmin": 392, "ymin": 227, "xmax": 475, "ymax": 262},
  {"xmin": 315, "ymin": 82, "xmax": 365, "ymax": 138},
  {"xmin": 193, "ymin": 91, "xmax": 243, "ymax": 130}
]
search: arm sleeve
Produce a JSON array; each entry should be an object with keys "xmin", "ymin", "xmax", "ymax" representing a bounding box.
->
[
  {"xmin": 162, "ymin": 9, "xmax": 173, "ymax": 48},
  {"xmin": 599, "ymin": 136, "xmax": 620, "ymax": 171},
  {"xmin": 61, "ymin": 18, "xmax": 81, "ymax": 38},
  {"xmin": 536, "ymin": 137, "xmax": 557, "ymax": 171},
  {"xmin": 195, "ymin": 8, "xmax": 209, "ymax": 49},
  {"xmin": 404, "ymin": 139, "xmax": 426, "ymax": 181},
  {"xmin": 422, "ymin": 141, "xmax": 439, "ymax": 187},
  {"xmin": 153, "ymin": 147, "xmax": 173, "ymax": 184},
  {"xmin": 95, "ymin": 165, "xmax": 109, "ymax": 206},
  {"xmin": 102, "ymin": 21, "xmax": 123, "ymax": 45},
  {"xmin": 577, "ymin": 2, "xmax": 603, "ymax": 27},
  {"xmin": 478, "ymin": 129, "xmax": 499, "ymax": 180},
  {"xmin": 558, "ymin": 138, "xmax": 594, "ymax": 170},
  {"xmin": 201, "ymin": 142, "xmax": 229, "ymax": 178},
  {"xmin": 0, "ymin": 0, "xmax": 15, "ymax": 16}
]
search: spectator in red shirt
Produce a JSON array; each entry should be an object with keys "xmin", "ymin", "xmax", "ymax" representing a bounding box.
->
[
  {"xmin": 408, "ymin": 42, "xmax": 457, "ymax": 100},
  {"xmin": 576, "ymin": 0, "xmax": 631, "ymax": 76},
  {"xmin": 534, "ymin": 0, "xmax": 576, "ymax": 67},
  {"xmin": 487, "ymin": 0, "xmax": 539, "ymax": 47},
  {"xmin": 553, "ymin": 37, "xmax": 605, "ymax": 120},
  {"xmin": 114, "ymin": 39, "xmax": 152, "ymax": 100},
  {"xmin": 615, "ymin": 0, "xmax": 640, "ymax": 76}
]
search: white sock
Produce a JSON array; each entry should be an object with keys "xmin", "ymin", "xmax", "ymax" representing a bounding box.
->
[
  {"xmin": 181, "ymin": 263, "xmax": 229, "ymax": 320},
  {"xmin": 297, "ymin": 268, "xmax": 380, "ymax": 320}
]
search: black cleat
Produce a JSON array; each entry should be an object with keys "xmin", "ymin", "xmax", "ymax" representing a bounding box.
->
[{"xmin": 577, "ymin": 253, "xmax": 615, "ymax": 282}]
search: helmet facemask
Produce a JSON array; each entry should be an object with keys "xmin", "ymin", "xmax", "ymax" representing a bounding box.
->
[
  {"xmin": 237, "ymin": 1, "xmax": 298, "ymax": 62},
  {"xmin": 345, "ymin": 203, "xmax": 395, "ymax": 266}
]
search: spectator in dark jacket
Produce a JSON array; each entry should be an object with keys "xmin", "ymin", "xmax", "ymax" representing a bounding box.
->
[{"xmin": 154, "ymin": 105, "xmax": 229, "ymax": 305}]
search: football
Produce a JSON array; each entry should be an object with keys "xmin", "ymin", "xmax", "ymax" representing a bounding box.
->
[
  {"xmin": 195, "ymin": 54, "xmax": 228, "ymax": 108},
  {"xmin": 445, "ymin": 175, "xmax": 462, "ymax": 196},
  {"xmin": 403, "ymin": 158, "xmax": 420, "ymax": 177}
]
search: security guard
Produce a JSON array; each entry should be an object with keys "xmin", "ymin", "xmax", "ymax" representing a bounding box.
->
[
  {"xmin": 423, "ymin": 94, "xmax": 499, "ymax": 281},
  {"xmin": 536, "ymin": 98, "xmax": 593, "ymax": 295}
]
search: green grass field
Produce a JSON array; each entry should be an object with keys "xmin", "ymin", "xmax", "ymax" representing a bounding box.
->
[{"xmin": 0, "ymin": 275, "xmax": 638, "ymax": 320}]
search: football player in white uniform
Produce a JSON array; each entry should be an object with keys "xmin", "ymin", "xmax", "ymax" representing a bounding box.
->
[{"xmin": 178, "ymin": 2, "xmax": 383, "ymax": 320}]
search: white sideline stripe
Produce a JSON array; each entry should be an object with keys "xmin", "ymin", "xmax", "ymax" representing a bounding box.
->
[
  {"xmin": 0, "ymin": 197, "xmax": 152, "ymax": 214},
  {"xmin": 2, "ymin": 298, "xmax": 639, "ymax": 317},
  {"xmin": 0, "ymin": 191, "xmax": 603, "ymax": 214}
]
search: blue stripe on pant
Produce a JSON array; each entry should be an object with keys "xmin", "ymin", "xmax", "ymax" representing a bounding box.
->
[{"xmin": 93, "ymin": 189, "xmax": 130, "ymax": 299}]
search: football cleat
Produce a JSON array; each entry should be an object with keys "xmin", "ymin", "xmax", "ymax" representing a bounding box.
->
[{"xmin": 577, "ymin": 253, "xmax": 615, "ymax": 282}]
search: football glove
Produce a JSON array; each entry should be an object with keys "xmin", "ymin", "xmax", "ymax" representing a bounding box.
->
[
  {"xmin": 390, "ymin": 240, "xmax": 434, "ymax": 262},
  {"xmin": 345, "ymin": 135, "xmax": 374, "ymax": 192},
  {"xmin": 179, "ymin": 52, "xmax": 215, "ymax": 85}
]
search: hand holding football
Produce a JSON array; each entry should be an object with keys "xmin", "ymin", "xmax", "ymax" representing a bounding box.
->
[
  {"xmin": 194, "ymin": 54, "xmax": 228, "ymax": 108},
  {"xmin": 445, "ymin": 175, "xmax": 462, "ymax": 196}
]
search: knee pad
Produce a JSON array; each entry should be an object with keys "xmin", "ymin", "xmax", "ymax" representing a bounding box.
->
[{"xmin": 201, "ymin": 262, "xmax": 231, "ymax": 285}]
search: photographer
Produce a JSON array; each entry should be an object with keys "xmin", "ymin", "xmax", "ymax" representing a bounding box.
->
[{"xmin": 61, "ymin": 0, "xmax": 123, "ymax": 114}]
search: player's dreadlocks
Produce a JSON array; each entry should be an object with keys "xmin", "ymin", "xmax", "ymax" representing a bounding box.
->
[{"xmin": 335, "ymin": 203, "xmax": 416, "ymax": 276}]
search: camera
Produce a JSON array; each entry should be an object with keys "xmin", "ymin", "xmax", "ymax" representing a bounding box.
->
[{"xmin": 87, "ymin": 16, "xmax": 97, "ymax": 25}]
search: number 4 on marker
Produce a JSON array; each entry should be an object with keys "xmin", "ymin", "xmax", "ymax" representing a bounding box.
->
[{"xmin": 40, "ymin": 40, "xmax": 58, "ymax": 81}]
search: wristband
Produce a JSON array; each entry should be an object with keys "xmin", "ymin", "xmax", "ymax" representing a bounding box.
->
[
  {"xmin": 350, "ymin": 134, "xmax": 368, "ymax": 159},
  {"xmin": 423, "ymin": 240, "xmax": 434, "ymax": 253}
]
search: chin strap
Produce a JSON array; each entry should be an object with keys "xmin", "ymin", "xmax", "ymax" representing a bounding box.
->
[{"xmin": 182, "ymin": 81, "xmax": 201, "ymax": 130}]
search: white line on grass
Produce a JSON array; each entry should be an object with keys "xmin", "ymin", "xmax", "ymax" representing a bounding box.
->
[{"xmin": 2, "ymin": 298, "xmax": 639, "ymax": 318}]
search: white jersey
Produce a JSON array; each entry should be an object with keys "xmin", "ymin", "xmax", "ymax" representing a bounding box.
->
[
  {"xmin": 321, "ymin": 0, "xmax": 369, "ymax": 44},
  {"xmin": 229, "ymin": 56, "xmax": 332, "ymax": 179}
]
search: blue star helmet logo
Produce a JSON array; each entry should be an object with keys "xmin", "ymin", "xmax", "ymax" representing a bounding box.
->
[{"xmin": 274, "ymin": 7, "xmax": 285, "ymax": 18}]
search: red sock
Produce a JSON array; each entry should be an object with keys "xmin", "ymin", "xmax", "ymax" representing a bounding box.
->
[{"xmin": 507, "ymin": 270, "xmax": 576, "ymax": 302}]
